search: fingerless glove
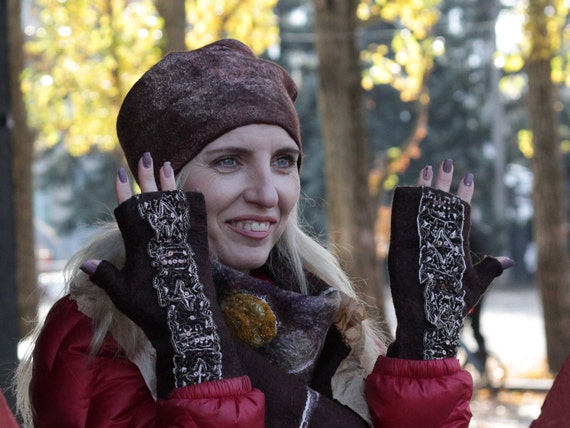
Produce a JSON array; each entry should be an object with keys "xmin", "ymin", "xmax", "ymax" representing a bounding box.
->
[
  {"xmin": 387, "ymin": 186, "xmax": 504, "ymax": 360},
  {"xmin": 87, "ymin": 191, "xmax": 242, "ymax": 397}
]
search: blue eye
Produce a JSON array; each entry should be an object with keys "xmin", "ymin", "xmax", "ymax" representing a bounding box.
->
[
  {"xmin": 216, "ymin": 157, "xmax": 237, "ymax": 168},
  {"xmin": 273, "ymin": 155, "xmax": 297, "ymax": 169}
]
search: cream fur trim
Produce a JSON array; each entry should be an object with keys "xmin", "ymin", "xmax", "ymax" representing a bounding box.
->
[{"xmin": 74, "ymin": 295, "xmax": 159, "ymax": 400}]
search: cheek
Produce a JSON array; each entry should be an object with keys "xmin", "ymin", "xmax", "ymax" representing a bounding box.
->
[
  {"xmin": 279, "ymin": 180, "xmax": 300, "ymax": 218},
  {"xmin": 185, "ymin": 173, "xmax": 228, "ymax": 213},
  {"xmin": 185, "ymin": 177, "xmax": 226, "ymax": 229},
  {"xmin": 202, "ymin": 191, "xmax": 227, "ymax": 224}
]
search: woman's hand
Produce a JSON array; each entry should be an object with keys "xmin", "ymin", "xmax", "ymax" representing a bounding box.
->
[
  {"xmin": 386, "ymin": 159, "xmax": 512, "ymax": 360},
  {"xmin": 81, "ymin": 153, "xmax": 176, "ymax": 274},
  {"xmin": 81, "ymin": 152, "xmax": 246, "ymax": 396},
  {"xmin": 415, "ymin": 159, "xmax": 473, "ymax": 203},
  {"xmin": 415, "ymin": 159, "xmax": 513, "ymax": 270},
  {"xmin": 115, "ymin": 152, "xmax": 176, "ymax": 203}
]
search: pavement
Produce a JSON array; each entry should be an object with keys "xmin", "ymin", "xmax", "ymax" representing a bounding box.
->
[
  {"xmin": 467, "ymin": 280, "xmax": 551, "ymax": 427},
  {"xmin": 475, "ymin": 281, "xmax": 547, "ymax": 381}
]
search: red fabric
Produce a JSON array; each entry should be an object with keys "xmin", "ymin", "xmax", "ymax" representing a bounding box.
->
[
  {"xmin": 30, "ymin": 296, "xmax": 265, "ymax": 428},
  {"xmin": 31, "ymin": 296, "xmax": 475, "ymax": 427},
  {"xmin": 159, "ymin": 378, "xmax": 264, "ymax": 427},
  {"xmin": 531, "ymin": 354, "xmax": 570, "ymax": 427},
  {"xmin": 365, "ymin": 356, "xmax": 473, "ymax": 428},
  {"xmin": 0, "ymin": 389, "xmax": 18, "ymax": 428}
]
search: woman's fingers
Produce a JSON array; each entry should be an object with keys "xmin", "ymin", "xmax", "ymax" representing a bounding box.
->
[
  {"xmin": 456, "ymin": 172, "xmax": 474, "ymax": 204},
  {"xmin": 416, "ymin": 159, "xmax": 474, "ymax": 204},
  {"xmin": 80, "ymin": 259, "xmax": 101, "ymax": 275},
  {"xmin": 138, "ymin": 152, "xmax": 158, "ymax": 193},
  {"xmin": 416, "ymin": 165, "xmax": 433, "ymax": 186},
  {"xmin": 160, "ymin": 161, "xmax": 176, "ymax": 191},
  {"xmin": 115, "ymin": 167, "xmax": 132, "ymax": 204},
  {"xmin": 433, "ymin": 159, "xmax": 454, "ymax": 192},
  {"xmin": 495, "ymin": 256, "xmax": 515, "ymax": 270},
  {"xmin": 115, "ymin": 153, "xmax": 176, "ymax": 204}
]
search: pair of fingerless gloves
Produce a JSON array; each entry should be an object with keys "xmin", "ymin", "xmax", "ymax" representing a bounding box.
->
[{"xmin": 84, "ymin": 185, "xmax": 505, "ymax": 401}]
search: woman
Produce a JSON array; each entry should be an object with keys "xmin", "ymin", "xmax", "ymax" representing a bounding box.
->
[{"xmin": 16, "ymin": 39, "xmax": 512, "ymax": 427}]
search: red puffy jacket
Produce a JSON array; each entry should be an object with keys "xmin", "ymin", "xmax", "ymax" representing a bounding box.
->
[
  {"xmin": 0, "ymin": 389, "xmax": 18, "ymax": 428},
  {"xmin": 30, "ymin": 296, "xmax": 473, "ymax": 427}
]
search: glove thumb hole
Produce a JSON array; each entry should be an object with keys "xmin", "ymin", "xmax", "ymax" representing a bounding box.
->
[
  {"xmin": 474, "ymin": 256, "xmax": 504, "ymax": 285},
  {"xmin": 463, "ymin": 257, "xmax": 504, "ymax": 311},
  {"xmin": 84, "ymin": 259, "xmax": 124, "ymax": 294}
]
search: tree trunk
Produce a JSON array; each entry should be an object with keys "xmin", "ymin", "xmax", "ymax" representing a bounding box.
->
[
  {"xmin": 155, "ymin": 0, "xmax": 186, "ymax": 53},
  {"xmin": 526, "ymin": 0, "xmax": 570, "ymax": 373},
  {"xmin": 8, "ymin": 0, "xmax": 38, "ymax": 338},
  {"xmin": 1, "ymin": 0, "xmax": 20, "ymax": 407},
  {"xmin": 313, "ymin": 0, "xmax": 385, "ymax": 315}
]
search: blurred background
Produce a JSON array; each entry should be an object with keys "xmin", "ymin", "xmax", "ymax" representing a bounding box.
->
[{"xmin": 2, "ymin": 0, "xmax": 570, "ymax": 426}]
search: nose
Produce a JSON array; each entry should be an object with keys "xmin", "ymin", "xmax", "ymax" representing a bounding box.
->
[{"xmin": 243, "ymin": 166, "xmax": 279, "ymax": 207}]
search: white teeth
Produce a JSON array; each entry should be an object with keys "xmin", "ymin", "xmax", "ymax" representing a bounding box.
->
[{"xmin": 232, "ymin": 221, "xmax": 270, "ymax": 232}]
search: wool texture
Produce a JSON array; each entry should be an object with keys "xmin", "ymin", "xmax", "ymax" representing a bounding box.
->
[
  {"xmin": 212, "ymin": 260, "xmax": 341, "ymax": 385},
  {"xmin": 88, "ymin": 191, "xmax": 243, "ymax": 397},
  {"xmin": 386, "ymin": 186, "xmax": 504, "ymax": 360},
  {"xmin": 117, "ymin": 39, "xmax": 302, "ymax": 181}
]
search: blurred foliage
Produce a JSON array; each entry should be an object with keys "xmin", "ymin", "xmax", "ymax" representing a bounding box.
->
[
  {"xmin": 22, "ymin": 0, "xmax": 570, "ymax": 272},
  {"xmin": 525, "ymin": 0, "xmax": 567, "ymax": 62},
  {"xmin": 358, "ymin": 0, "xmax": 442, "ymax": 101},
  {"xmin": 493, "ymin": 0, "xmax": 569, "ymax": 158},
  {"xmin": 495, "ymin": 0, "xmax": 569, "ymax": 89},
  {"xmin": 186, "ymin": 0, "xmax": 279, "ymax": 51},
  {"xmin": 357, "ymin": 0, "xmax": 443, "ymax": 193},
  {"xmin": 22, "ymin": 0, "xmax": 163, "ymax": 157},
  {"xmin": 22, "ymin": 0, "xmax": 279, "ymax": 159}
]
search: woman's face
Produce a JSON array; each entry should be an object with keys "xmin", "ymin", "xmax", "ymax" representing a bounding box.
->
[{"xmin": 182, "ymin": 124, "xmax": 301, "ymax": 273}]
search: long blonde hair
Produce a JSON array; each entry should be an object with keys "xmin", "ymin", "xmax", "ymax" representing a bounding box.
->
[{"xmin": 14, "ymin": 168, "xmax": 387, "ymax": 427}]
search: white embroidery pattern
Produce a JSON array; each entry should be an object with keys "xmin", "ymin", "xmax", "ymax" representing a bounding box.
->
[
  {"xmin": 417, "ymin": 188, "xmax": 466, "ymax": 360},
  {"xmin": 137, "ymin": 191, "xmax": 222, "ymax": 386},
  {"xmin": 299, "ymin": 388, "xmax": 319, "ymax": 428}
]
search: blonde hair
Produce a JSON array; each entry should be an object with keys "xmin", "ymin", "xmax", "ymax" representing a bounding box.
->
[{"xmin": 14, "ymin": 168, "xmax": 387, "ymax": 427}]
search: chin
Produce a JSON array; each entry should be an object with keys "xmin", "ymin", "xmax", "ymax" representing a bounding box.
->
[{"xmin": 220, "ymin": 253, "xmax": 269, "ymax": 273}]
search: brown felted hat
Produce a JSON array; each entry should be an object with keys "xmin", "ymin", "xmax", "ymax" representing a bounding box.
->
[{"xmin": 117, "ymin": 39, "xmax": 302, "ymax": 181}]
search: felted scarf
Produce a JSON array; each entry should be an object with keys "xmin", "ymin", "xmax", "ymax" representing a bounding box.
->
[{"xmin": 211, "ymin": 261, "xmax": 342, "ymax": 384}]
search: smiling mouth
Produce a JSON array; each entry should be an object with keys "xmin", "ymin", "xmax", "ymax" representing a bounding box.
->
[{"xmin": 230, "ymin": 220, "xmax": 271, "ymax": 232}]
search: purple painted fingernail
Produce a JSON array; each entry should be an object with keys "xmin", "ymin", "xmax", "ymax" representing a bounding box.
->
[
  {"xmin": 443, "ymin": 159, "xmax": 453, "ymax": 173},
  {"xmin": 118, "ymin": 168, "xmax": 128, "ymax": 183},
  {"xmin": 80, "ymin": 261, "xmax": 98, "ymax": 275},
  {"xmin": 463, "ymin": 173, "xmax": 473, "ymax": 186},
  {"xmin": 501, "ymin": 258, "xmax": 515, "ymax": 269},
  {"xmin": 142, "ymin": 152, "xmax": 152, "ymax": 169},
  {"xmin": 423, "ymin": 165, "xmax": 432, "ymax": 180},
  {"xmin": 163, "ymin": 162, "xmax": 173, "ymax": 178}
]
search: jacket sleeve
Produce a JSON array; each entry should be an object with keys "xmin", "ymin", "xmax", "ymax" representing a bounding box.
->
[
  {"xmin": 0, "ymin": 389, "xmax": 18, "ymax": 428},
  {"xmin": 365, "ymin": 356, "xmax": 473, "ymax": 428},
  {"xmin": 30, "ymin": 296, "xmax": 264, "ymax": 428},
  {"xmin": 530, "ymin": 353, "xmax": 570, "ymax": 427}
]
